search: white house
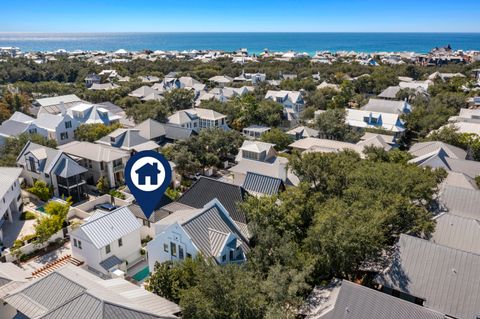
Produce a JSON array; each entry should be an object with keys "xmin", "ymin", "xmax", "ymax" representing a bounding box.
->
[
  {"xmin": 147, "ymin": 199, "xmax": 249, "ymax": 271},
  {"xmin": 167, "ymin": 108, "xmax": 228, "ymax": 132},
  {"xmin": 70, "ymin": 206, "xmax": 142, "ymax": 277},
  {"xmin": 265, "ymin": 90, "xmax": 305, "ymax": 124},
  {"xmin": 0, "ymin": 112, "xmax": 48, "ymax": 145},
  {"xmin": 66, "ymin": 103, "xmax": 121, "ymax": 125},
  {"xmin": 32, "ymin": 113, "xmax": 80, "ymax": 145},
  {"xmin": 360, "ymin": 98, "xmax": 412, "ymax": 115},
  {"xmin": 345, "ymin": 108, "xmax": 406, "ymax": 137},
  {"xmin": 16, "ymin": 141, "xmax": 88, "ymax": 202},
  {"xmin": 31, "ymin": 94, "xmax": 83, "ymax": 116},
  {"xmin": 0, "ymin": 168, "xmax": 23, "ymax": 245}
]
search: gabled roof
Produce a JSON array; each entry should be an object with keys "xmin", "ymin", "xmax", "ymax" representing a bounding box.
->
[
  {"xmin": 0, "ymin": 262, "xmax": 30, "ymax": 299},
  {"xmin": 286, "ymin": 126, "xmax": 319, "ymax": 138},
  {"xmin": 180, "ymin": 201, "xmax": 249, "ymax": 259},
  {"xmin": 177, "ymin": 177, "xmax": 248, "ymax": 224},
  {"xmin": 58, "ymin": 141, "xmax": 129, "ymax": 162},
  {"xmin": 72, "ymin": 206, "xmax": 141, "ymax": 249},
  {"xmin": 96, "ymin": 129, "xmax": 159, "ymax": 152},
  {"xmin": 9, "ymin": 111, "xmax": 35, "ymax": 123},
  {"xmin": 67, "ymin": 103, "xmax": 121, "ymax": 125},
  {"xmin": 0, "ymin": 120, "xmax": 31, "ymax": 137},
  {"xmin": 375, "ymin": 234, "xmax": 480, "ymax": 319},
  {"xmin": 345, "ymin": 109, "xmax": 405, "ymax": 132},
  {"xmin": 409, "ymin": 141, "xmax": 466, "ymax": 160},
  {"xmin": 378, "ymin": 86, "xmax": 401, "ymax": 99},
  {"xmin": 326, "ymin": 281, "xmax": 445, "ymax": 319},
  {"xmin": 34, "ymin": 94, "xmax": 82, "ymax": 107},
  {"xmin": 238, "ymin": 140, "xmax": 275, "ymax": 154},
  {"xmin": 135, "ymin": 119, "xmax": 167, "ymax": 140},
  {"xmin": 0, "ymin": 167, "xmax": 22, "ymax": 199},
  {"xmin": 3, "ymin": 264, "xmax": 179, "ymax": 318},
  {"xmin": 360, "ymin": 98, "xmax": 411, "ymax": 115},
  {"xmin": 431, "ymin": 213, "xmax": 480, "ymax": 254},
  {"xmin": 242, "ymin": 172, "xmax": 284, "ymax": 196},
  {"xmin": 128, "ymin": 86, "xmax": 159, "ymax": 99},
  {"xmin": 33, "ymin": 113, "xmax": 75, "ymax": 131}
]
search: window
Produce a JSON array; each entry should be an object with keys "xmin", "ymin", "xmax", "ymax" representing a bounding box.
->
[
  {"xmin": 170, "ymin": 242, "xmax": 177, "ymax": 257},
  {"xmin": 28, "ymin": 157, "xmax": 37, "ymax": 173},
  {"xmin": 229, "ymin": 250, "xmax": 234, "ymax": 261},
  {"xmin": 65, "ymin": 121, "xmax": 72, "ymax": 129},
  {"xmin": 179, "ymin": 246, "xmax": 184, "ymax": 260},
  {"xmin": 60, "ymin": 132, "xmax": 69, "ymax": 140},
  {"xmin": 73, "ymin": 238, "xmax": 78, "ymax": 247},
  {"xmin": 143, "ymin": 219, "xmax": 150, "ymax": 227},
  {"xmin": 163, "ymin": 243, "xmax": 169, "ymax": 252},
  {"xmin": 78, "ymin": 240, "xmax": 82, "ymax": 249},
  {"xmin": 110, "ymin": 137, "xmax": 115, "ymax": 143},
  {"xmin": 100, "ymin": 162, "xmax": 104, "ymax": 170},
  {"xmin": 118, "ymin": 238, "xmax": 123, "ymax": 247},
  {"xmin": 105, "ymin": 244, "xmax": 111, "ymax": 254},
  {"xmin": 222, "ymin": 255, "xmax": 226, "ymax": 262},
  {"xmin": 29, "ymin": 128, "xmax": 37, "ymax": 134},
  {"xmin": 88, "ymin": 160, "xmax": 92, "ymax": 169},
  {"xmin": 45, "ymin": 174, "xmax": 49, "ymax": 178}
]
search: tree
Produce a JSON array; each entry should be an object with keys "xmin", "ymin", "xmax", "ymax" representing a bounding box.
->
[
  {"xmin": 33, "ymin": 215, "xmax": 64, "ymax": 246},
  {"xmin": 260, "ymin": 128, "xmax": 292, "ymax": 151},
  {"xmin": 163, "ymin": 88, "xmax": 194, "ymax": 111},
  {"xmin": 125, "ymin": 100, "xmax": 170, "ymax": 124},
  {"xmin": 74, "ymin": 123, "xmax": 121, "ymax": 142},
  {"xmin": 44, "ymin": 199, "xmax": 71, "ymax": 218},
  {"xmin": 316, "ymin": 108, "xmax": 361, "ymax": 142},
  {"xmin": 96, "ymin": 176, "xmax": 110, "ymax": 194},
  {"xmin": 27, "ymin": 181, "xmax": 53, "ymax": 201},
  {"xmin": 0, "ymin": 133, "xmax": 57, "ymax": 166}
]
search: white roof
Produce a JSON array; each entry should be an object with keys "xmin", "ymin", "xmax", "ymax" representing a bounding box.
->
[
  {"xmin": 345, "ymin": 108, "xmax": 405, "ymax": 132},
  {"xmin": 0, "ymin": 167, "xmax": 22, "ymax": 200},
  {"xmin": 72, "ymin": 206, "xmax": 141, "ymax": 249},
  {"xmin": 35, "ymin": 94, "xmax": 82, "ymax": 107}
]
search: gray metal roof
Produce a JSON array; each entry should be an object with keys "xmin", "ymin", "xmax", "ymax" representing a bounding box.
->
[
  {"xmin": 99, "ymin": 255, "xmax": 123, "ymax": 271},
  {"xmin": 0, "ymin": 120, "xmax": 30, "ymax": 137},
  {"xmin": 3, "ymin": 264, "xmax": 179, "ymax": 318},
  {"xmin": 181, "ymin": 203, "xmax": 249, "ymax": 259},
  {"xmin": 440, "ymin": 186, "xmax": 480, "ymax": 219},
  {"xmin": 73, "ymin": 206, "xmax": 141, "ymax": 249},
  {"xmin": 327, "ymin": 281, "xmax": 445, "ymax": 319},
  {"xmin": 162, "ymin": 123, "xmax": 195, "ymax": 141},
  {"xmin": 0, "ymin": 167, "xmax": 22, "ymax": 201},
  {"xmin": 135, "ymin": 119, "xmax": 167, "ymax": 140},
  {"xmin": 431, "ymin": 213, "xmax": 480, "ymax": 254},
  {"xmin": 242, "ymin": 172, "xmax": 284, "ymax": 196},
  {"xmin": 361, "ymin": 98, "xmax": 410, "ymax": 115},
  {"xmin": 96, "ymin": 129, "xmax": 159, "ymax": 151},
  {"xmin": 53, "ymin": 156, "xmax": 88, "ymax": 178},
  {"xmin": 58, "ymin": 141, "xmax": 129, "ymax": 162},
  {"xmin": 177, "ymin": 177, "xmax": 248, "ymax": 224},
  {"xmin": 409, "ymin": 141, "xmax": 467, "ymax": 160},
  {"xmin": 375, "ymin": 234, "xmax": 480, "ymax": 319},
  {"xmin": 378, "ymin": 86, "xmax": 401, "ymax": 99}
]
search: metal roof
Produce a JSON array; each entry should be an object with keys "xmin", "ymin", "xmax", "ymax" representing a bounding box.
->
[
  {"xmin": 53, "ymin": 156, "xmax": 88, "ymax": 178},
  {"xmin": 375, "ymin": 234, "xmax": 480, "ymax": 319},
  {"xmin": 73, "ymin": 206, "xmax": 141, "ymax": 249},
  {"xmin": 242, "ymin": 172, "xmax": 284, "ymax": 196},
  {"xmin": 181, "ymin": 202, "xmax": 249, "ymax": 259},
  {"xmin": 177, "ymin": 177, "xmax": 248, "ymax": 224},
  {"xmin": 440, "ymin": 186, "xmax": 480, "ymax": 219},
  {"xmin": 327, "ymin": 281, "xmax": 445, "ymax": 319},
  {"xmin": 431, "ymin": 213, "xmax": 480, "ymax": 254},
  {"xmin": 3, "ymin": 264, "xmax": 179, "ymax": 318},
  {"xmin": 99, "ymin": 255, "xmax": 123, "ymax": 271},
  {"xmin": 0, "ymin": 167, "xmax": 22, "ymax": 201}
]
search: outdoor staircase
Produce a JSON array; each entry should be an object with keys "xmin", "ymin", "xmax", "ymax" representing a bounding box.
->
[{"xmin": 31, "ymin": 255, "xmax": 84, "ymax": 278}]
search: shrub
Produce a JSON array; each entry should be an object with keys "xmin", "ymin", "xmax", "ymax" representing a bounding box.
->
[
  {"xmin": 20, "ymin": 211, "xmax": 36, "ymax": 220},
  {"xmin": 27, "ymin": 181, "xmax": 53, "ymax": 201}
]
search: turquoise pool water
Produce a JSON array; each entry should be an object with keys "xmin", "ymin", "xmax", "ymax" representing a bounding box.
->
[
  {"xmin": 36, "ymin": 206, "xmax": 46, "ymax": 214},
  {"xmin": 132, "ymin": 267, "xmax": 149, "ymax": 282}
]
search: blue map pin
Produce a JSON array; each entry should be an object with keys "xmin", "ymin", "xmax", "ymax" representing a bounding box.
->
[{"xmin": 124, "ymin": 150, "xmax": 172, "ymax": 219}]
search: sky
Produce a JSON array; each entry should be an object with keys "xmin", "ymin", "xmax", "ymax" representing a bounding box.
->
[{"xmin": 1, "ymin": 0, "xmax": 480, "ymax": 33}]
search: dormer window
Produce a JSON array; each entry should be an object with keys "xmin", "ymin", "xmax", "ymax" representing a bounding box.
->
[{"xmin": 110, "ymin": 137, "xmax": 115, "ymax": 143}]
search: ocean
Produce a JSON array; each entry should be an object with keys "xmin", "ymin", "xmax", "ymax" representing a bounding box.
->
[{"xmin": 1, "ymin": 32, "xmax": 480, "ymax": 54}]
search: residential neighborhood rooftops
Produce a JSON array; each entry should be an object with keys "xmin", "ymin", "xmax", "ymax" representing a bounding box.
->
[
  {"xmin": 431, "ymin": 213, "xmax": 480, "ymax": 254},
  {"xmin": 375, "ymin": 234, "xmax": 480, "ymax": 319},
  {"xmin": 409, "ymin": 141, "xmax": 467, "ymax": 160},
  {"xmin": 3, "ymin": 264, "xmax": 179, "ymax": 318},
  {"xmin": 360, "ymin": 98, "xmax": 411, "ymax": 115},
  {"xmin": 242, "ymin": 172, "xmax": 284, "ymax": 196},
  {"xmin": 34, "ymin": 94, "xmax": 82, "ymax": 107},
  {"xmin": 325, "ymin": 280, "xmax": 445, "ymax": 319},
  {"xmin": 440, "ymin": 185, "xmax": 480, "ymax": 219}
]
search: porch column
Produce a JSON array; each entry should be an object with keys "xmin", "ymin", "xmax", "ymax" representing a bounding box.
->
[{"xmin": 107, "ymin": 163, "xmax": 115, "ymax": 188}]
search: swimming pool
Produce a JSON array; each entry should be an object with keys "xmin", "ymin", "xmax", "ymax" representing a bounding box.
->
[{"xmin": 132, "ymin": 266, "xmax": 150, "ymax": 282}]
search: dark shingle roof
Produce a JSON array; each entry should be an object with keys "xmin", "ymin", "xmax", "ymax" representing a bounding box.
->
[
  {"xmin": 375, "ymin": 234, "xmax": 480, "ymax": 319},
  {"xmin": 327, "ymin": 281, "xmax": 445, "ymax": 319},
  {"xmin": 129, "ymin": 196, "xmax": 173, "ymax": 223},
  {"xmin": 177, "ymin": 177, "xmax": 248, "ymax": 224},
  {"xmin": 242, "ymin": 172, "xmax": 284, "ymax": 196},
  {"xmin": 99, "ymin": 255, "xmax": 123, "ymax": 271}
]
